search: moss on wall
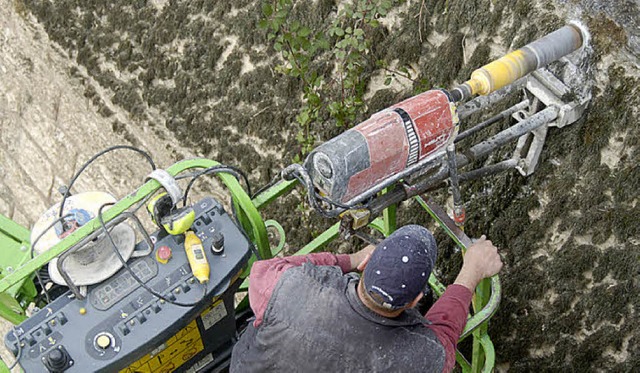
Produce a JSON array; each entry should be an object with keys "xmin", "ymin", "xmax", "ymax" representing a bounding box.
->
[{"xmin": 19, "ymin": 0, "xmax": 639, "ymax": 369}]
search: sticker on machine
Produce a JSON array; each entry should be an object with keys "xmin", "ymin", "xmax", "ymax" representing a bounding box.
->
[
  {"xmin": 201, "ymin": 300, "xmax": 227, "ymax": 329},
  {"xmin": 185, "ymin": 353, "xmax": 214, "ymax": 373}
]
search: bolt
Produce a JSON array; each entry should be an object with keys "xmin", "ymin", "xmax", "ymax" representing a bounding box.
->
[
  {"xmin": 20, "ymin": 246, "xmax": 27, "ymax": 252},
  {"xmin": 6, "ymin": 267, "xmax": 13, "ymax": 273}
]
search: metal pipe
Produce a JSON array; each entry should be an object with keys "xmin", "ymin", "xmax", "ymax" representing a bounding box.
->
[
  {"xmin": 456, "ymin": 100, "xmax": 530, "ymax": 142},
  {"xmin": 450, "ymin": 24, "xmax": 585, "ymax": 102},
  {"xmin": 342, "ymin": 151, "xmax": 444, "ymax": 207},
  {"xmin": 457, "ymin": 79, "xmax": 525, "ymax": 120},
  {"xmin": 399, "ymin": 107, "xmax": 557, "ymax": 195},
  {"xmin": 353, "ymin": 107, "xmax": 557, "ymax": 219},
  {"xmin": 465, "ymin": 106, "xmax": 558, "ymax": 160},
  {"xmin": 409, "ymin": 159, "xmax": 520, "ymax": 196},
  {"xmin": 458, "ymin": 159, "xmax": 519, "ymax": 182},
  {"xmin": 446, "ymin": 144, "xmax": 465, "ymax": 227}
]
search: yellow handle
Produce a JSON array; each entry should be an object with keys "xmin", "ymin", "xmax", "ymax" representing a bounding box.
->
[{"xmin": 185, "ymin": 231, "xmax": 210, "ymax": 283}]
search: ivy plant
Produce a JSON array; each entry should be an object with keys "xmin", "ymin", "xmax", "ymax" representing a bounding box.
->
[{"xmin": 260, "ymin": 0, "xmax": 394, "ymax": 156}]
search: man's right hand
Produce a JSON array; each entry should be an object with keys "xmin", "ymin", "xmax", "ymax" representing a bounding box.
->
[{"xmin": 453, "ymin": 235, "xmax": 503, "ymax": 291}]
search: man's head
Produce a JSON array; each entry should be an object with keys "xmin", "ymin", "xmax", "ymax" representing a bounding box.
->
[{"xmin": 360, "ymin": 225, "xmax": 437, "ymax": 312}]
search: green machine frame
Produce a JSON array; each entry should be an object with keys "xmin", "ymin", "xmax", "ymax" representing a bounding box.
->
[{"xmin": 0, "ymin": 158, "xmax": 500, "ymax": 372}]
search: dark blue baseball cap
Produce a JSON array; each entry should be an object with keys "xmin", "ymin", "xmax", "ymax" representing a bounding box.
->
[{"xmin": 362, "ymin": 225, "xmax": 437, "ymax": 310}]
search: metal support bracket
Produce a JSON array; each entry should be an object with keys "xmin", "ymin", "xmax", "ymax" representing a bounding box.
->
[
  {"xmin": 513, "ymin": 56, "xmax": 592, "ymax": 176},
  {"xmin": 526, "ymin": 66, "xmax": 590, "ymax": 129}
]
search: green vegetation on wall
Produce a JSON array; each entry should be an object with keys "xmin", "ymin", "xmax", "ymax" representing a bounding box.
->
[{"xmin": 260, "ymin": 0, "xmax": 393, "ymax": 157}]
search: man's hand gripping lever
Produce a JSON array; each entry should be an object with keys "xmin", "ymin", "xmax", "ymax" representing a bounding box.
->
[{"xmin": 454, "ymin": 235, "xmax": 503, "ymax": 292}]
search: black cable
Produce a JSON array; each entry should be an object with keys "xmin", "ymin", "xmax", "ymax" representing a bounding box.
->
[
  {"xmin": 281, "ymin": 163, "xmax": 366, "ymax": 218},
  {"xmin": 29, "ymin": 213, "xmax": 74, "ymax": 304},
  {"xmin": 251, "ymin": 173, "xmax": 282, "ymax": 199},
  {"xmin": 249, "ymin": 243, "xmax": 262, "ymax": 261},
  {"xmin": 1, "ymin": 327, "xmax": 22, "ymax": 370},
  {"xmin": 59, "ymin": 145, "xmax": 156, "ymax": 219},
  {"xmin": 290, "ymin": 171, "xmax": 361, "ymax": 218},
  {"xmin": 98, "ymin": 203, "xmax": 207, "ymax": 307},
  {"xmin": 182, "ymin": 165, "xmax": 251, "ymax": 206},
  {"xmin": 291, "ymin": 173, "xmax": 337, "ymax": 218}
]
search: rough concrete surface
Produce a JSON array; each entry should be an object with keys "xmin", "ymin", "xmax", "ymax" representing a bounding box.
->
[
  {"xmin": 0, "ymin": 0, "xmax": 639, "ymax": 371},
  {"xmin": 0, "ymin": 1, "xmax": 223, "ymax": 369}
]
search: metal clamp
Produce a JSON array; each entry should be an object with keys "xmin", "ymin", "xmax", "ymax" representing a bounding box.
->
[{"xmin": 146, "ymin": 169, "xmax": 183, "ymax": 205}]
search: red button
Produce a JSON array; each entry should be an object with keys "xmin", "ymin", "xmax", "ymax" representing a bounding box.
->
[{"xmin": 156, "ymin": 245, "xmax": 172, "ymax": 264}]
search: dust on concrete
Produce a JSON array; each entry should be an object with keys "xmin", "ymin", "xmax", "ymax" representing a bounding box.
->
[{"xmin": 2, "ymin": 0, "xmax": 639, "ymax": 371}]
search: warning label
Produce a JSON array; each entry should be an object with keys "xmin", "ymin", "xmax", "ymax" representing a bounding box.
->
[
  {"xmin": 119, "ymin": 319, "xmax": 203, "ymax": 373},
  {"xmin": 201, "ymin": 300, "xmax": 227, "ymax": 330},
  {"xmin": 185, "ymin": 353, "xmax": 214, "ymax": 373}
]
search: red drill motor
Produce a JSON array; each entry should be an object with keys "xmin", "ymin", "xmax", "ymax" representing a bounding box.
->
[{"xmin": 304, "ymin": 89, "xmax": 458, "ymax": 205}]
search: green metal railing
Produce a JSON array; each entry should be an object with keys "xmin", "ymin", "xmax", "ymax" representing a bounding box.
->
[{"xmin": 0, "ymin": 158, "xmax": 500, "ymax": 372}]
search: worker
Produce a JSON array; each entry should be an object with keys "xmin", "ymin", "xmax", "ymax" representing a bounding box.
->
[{"xmin": 230, "ymin": 225, "xmax": 503, "ymax": 372}]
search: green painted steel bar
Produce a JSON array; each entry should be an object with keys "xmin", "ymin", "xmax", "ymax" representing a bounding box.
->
[
  {"xmin": 415, "ymin": 196, "xmax": 466, "ymax": 248},
  {"xmin": 414, "ymin": 195, "xmax": 501, "ymax": 340},
  {"xmin": 0, "ymin": 158, "xmax": 268, "ymax": 293},
  {"xmin": 367, "ymin": 218, "xmax": 386, "ymax": 236},
  {"xmin": 455, "ymin": 349, "xmax": 472, "ymax": 373},
  {"xmin": 294, "ymin": 222, "xmax": 340, "ymax": 256},
  {"xmin": 471, "ymin": 277, "xmax": 492, "ymax": 373},
  {"xmin": 381, "ymin": 188, "xmax": 397, "ymax": 237},
  {"xmin": 238, "ymin": 220, "xmax": 287, "ymax": 292},
  {"xmin": 471, "ymin": 328, "xmax": 485, "ymax": 373},
  {"xmin": 0, "ymin": 295, "xmax": 26, "ymax": 325},
  {"xmin": 264, "ymin": 220, "xmax": 287, "ymax": 257},
  {"xmin": 460, "ymin": 277, "xmax": 500, "ymax": 340},
  {"xmin": 470, "ymin": 332, "xmax": 496, "ymax": 373},
  {"xmin": 428, "ymin": 273, "xmax": 447, "ymax": 297},
  {"xmin": 479, "ymin": 334, "xmax": 496, "ymax": 373},
  {"xmin": 0, "ymin": 214, "xmax": 31, "ymax": 244},
  {"xmin": 252, "ymin": 179, "xmax": 298, "ymax": 210}
]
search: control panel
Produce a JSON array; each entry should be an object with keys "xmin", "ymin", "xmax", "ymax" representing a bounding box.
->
[{"xmin": 5, "ymin": 197, "xmax": 252, "ymax": 372}]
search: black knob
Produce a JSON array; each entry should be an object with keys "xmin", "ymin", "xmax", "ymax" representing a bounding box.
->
[
  {"xmin": 48, "ymin": 349, "xmax": 64, "ymax": 364},
  {"xmin": 211, "ymin": 232, "xmax": 224, "ymax": 254},
  {"xmin": 43, "ymin": 346, "xmax": 71, "ymax": 372}
]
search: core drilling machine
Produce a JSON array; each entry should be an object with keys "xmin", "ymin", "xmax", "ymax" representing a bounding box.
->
[{"xmin": 0, "ymin": 23, "xmax": 591, "ymax": 373}]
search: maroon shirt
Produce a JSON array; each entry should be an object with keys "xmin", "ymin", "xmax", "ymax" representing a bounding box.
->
[{"xmin": 248, "ymin": 252, "xmax": 473, "ymax": 373}]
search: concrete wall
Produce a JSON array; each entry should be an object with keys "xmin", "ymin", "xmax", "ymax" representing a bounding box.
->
[{"xmin": 0, "ymin": 3, "xmax": 214, "ymax": 229}]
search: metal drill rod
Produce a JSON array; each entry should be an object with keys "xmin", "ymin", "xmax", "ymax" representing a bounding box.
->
[
  {"xmin": 464, "ymin": 106, "xmax": 558, "ymax": 161},
  {"xmin": 420, "ymin": 106, "xmax": 558, "ymax": 189},
  {"xmin": 456, "ymin": 100, "xmax": 530, "ymax": 143},
  {"xmin": 457, "ymin": 79, "xmax": 526, "ymax": 120},
  {"xmin": 458, "ymin": 159, "xmax": 520, "ymax": 182},
  {"xmin": 368, "ymin": 107, "xmax": 558, "ymax": 217},
  {"xmin": 446, "ymin": 144, "xmax": 465, "ymax": 227}
]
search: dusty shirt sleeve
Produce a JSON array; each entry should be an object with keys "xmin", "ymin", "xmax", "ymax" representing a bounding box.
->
[
  {"xmin": 248, "ymin": 252, "xmax": 352, "ymax": 327},
  {"xmin": 425, "ymin": 284, "xmax": 474, "ymax": 373}
]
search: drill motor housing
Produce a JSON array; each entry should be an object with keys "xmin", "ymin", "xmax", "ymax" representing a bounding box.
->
[{"xmin": 305, "ymin": 89, "xmax": 458, "ymax": 204}]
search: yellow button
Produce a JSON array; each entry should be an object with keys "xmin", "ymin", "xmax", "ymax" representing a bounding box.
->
[
  {"xmin": 79, "ymin": 308, "xmax": 87, "ymax": 315},
  {"xmin": 96, "ymin": 334, "xmax": 111, "ymax": 349}
]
